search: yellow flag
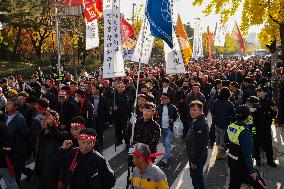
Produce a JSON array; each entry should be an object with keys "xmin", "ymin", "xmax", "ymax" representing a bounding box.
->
[{"xmin": 176, "ymin": 15, "xmax": 192, "ymax": 64}]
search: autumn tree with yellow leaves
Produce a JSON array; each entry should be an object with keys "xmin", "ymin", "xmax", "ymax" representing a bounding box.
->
[{"xmin": 193, "ymin": 0, "xmax": 284, "ymax": 61}]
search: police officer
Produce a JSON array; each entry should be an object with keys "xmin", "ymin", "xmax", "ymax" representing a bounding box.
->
[
  {"xmin": 227, "ymin": 105, "xmax": 258, "ymax": 188},
  {"xmin": 245, "ymin": 96, "xmax": 259, "ymax": 137},
  {"xmin": 254, "ymin": 86, "xmax": 277, "ymax": 167}
]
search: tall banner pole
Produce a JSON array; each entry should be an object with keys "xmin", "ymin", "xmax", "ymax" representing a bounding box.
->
[
  {"xmin": 130, "ymin": 8, "xmax": 148, "ymax": 145},
  {"xmin": 127, "ymin": 3, "xmax": 148, "ymax": 189}
]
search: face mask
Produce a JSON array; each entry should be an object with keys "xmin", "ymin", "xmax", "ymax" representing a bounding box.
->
[
  {"xmin": 41, "ymin": 89, "xmax": 46, "ymax": 94},
  {"xmin": 250, "ymin": 108, "xmax": 256, "ymax": 112}
]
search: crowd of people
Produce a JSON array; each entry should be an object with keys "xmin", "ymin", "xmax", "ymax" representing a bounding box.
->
[{"xmin": 0, "ymin": 56, "xmax": 283, "ymax": 189}]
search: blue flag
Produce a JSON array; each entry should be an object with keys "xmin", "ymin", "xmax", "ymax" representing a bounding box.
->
[{"xmin": 146, "ymin": 0, "xmax": 173, "ymax": 48}]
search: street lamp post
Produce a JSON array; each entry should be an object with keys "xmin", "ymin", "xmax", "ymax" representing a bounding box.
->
[
  {"xmin": 54, "ymin": 2, "xmax": 82, "ymax": 79},
  {"xmin": 132, "ymin": 3, "xmax": 136, "ymax": 27}
]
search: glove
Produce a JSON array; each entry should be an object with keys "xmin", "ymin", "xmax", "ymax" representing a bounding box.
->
[{"xmin": 130, "ymin": 113, "xmax": 137, "ymax": 125}]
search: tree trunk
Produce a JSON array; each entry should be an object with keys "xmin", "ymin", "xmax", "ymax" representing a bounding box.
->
[
  {"xmin": 280, "ymin": 23, "xmax": 284, "ymax": 64},
  {"xmin": 12, "ymin": 26, "xmax": 22, "ymax": 60}
]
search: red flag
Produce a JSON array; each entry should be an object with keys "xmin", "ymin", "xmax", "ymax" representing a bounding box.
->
[
  {"xmin": 232, "ymin": 21, "xmax": 245, "ymax": 52},
  {"xmin": 62, "ymin": 0, "xmax": 86, "ymax": 6},
  {"xmin": 120, "ymin": 15, "xmax": 136, "ymax": 49},
  {"xmin": 84, "ymin": 0, "xmax": 103, "ymax": 22}
]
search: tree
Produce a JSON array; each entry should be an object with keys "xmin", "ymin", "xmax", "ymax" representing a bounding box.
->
[
  {"xmin": 0, "ymin": 0, "xmax": 54, "ymax": 61},
  {"xmin": 193, "ymin": 0, "xmax": 284, "ymax": 62},
  {"xmin": 184, "ymin": 23, "xmax": 194, "ymax": 45}
]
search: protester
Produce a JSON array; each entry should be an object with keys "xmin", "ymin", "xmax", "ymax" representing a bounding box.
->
[
  {"xmin": 112, "ymin": 83, "xmax": 131, "ymax": 146},
  {"xmin": 74, "ymin": 89, "xmax": 95, "ymax": 129},
  {"xmin": 0, "ymin": 112, "xmax": 19, "ymax": 189},
  {"xmin": 5, "ymin": 97, "xmax": 32, "ymax": 185},
  {"xmin": 0, "ymin": 55, "xmax": 281, "ymax": 188},
  {"xmin": 211, "ymin": 87, "xmax": 236, "ymax": 159},
  {"xmin": 57, "ymin": 128, "xmax": 116, "ymax": 189},
  {"xmin": 127, "ymin": 102, "xmax": 161, "ymax": 153},
  {"xmin": 156, "ymin": 93, "xmax": 178, "ymax": 165},
  {"xmin": 33, "ymin": 109, "xmax": 67, "ymax": 189},
  {"xmin": 90, "ymin": 85, "xmax": 108, "ymax": 152},
  {"xmin": 186, "ymin": 100, "xmax": 209, "ymax": 189},
  {"xmin": 131, "ymin": 143, "xmax": 169, "ymax": 189}
]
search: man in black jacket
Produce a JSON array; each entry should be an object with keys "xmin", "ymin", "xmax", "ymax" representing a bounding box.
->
[
  {"xmin": 33, "ymin": 109, "xmax": 67, "ymax": 189},
  {"xmin": 90, "ymin": 85, "xmax": 108, "ymax": 152},
  {"xmin": 126, "ymin": 102, "xmax": 161, "ymax": 154},
  {"xmin": 112, "ymin": 83, "xmax": 131, "ymax": 146},
  {"xmin": 186, "ymin": 100, "xmax": 209, "ymax": 189},
  {"xmin": 55, "ymin": 90, "xmax": 76, "ymax": 131},
  {"xmin": 74, "ymin": 89, "xmax": 95, "ymax": 129},
  {"xmin": 5, "ymin": 97, "xmax": 31, "ymax": 185},
  {"xmin": 0, "ymin": 112, "xmax": 19, "ymax": 189},
  {"xmin": 58, "ymin": 128, "xmax": 115, "ymax": 189}
]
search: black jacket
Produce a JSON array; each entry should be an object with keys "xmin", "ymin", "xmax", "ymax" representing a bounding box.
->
[
  {"xmin": 186, "ymin": 115, "xmax": 209, "ymax": 165},
  {"xmin": 112, "ymin": 92, "xmax": 131, "ymax": 117},
  {"xmin": 34, "ymin": 125, "xmax": 67, "ymax": 183},
  {"xmin": 89, "ymin": 95, "xmax": 109, "ymax": 130},
  {"xmin": 128, "ymin": 118, "xmax": 161, "ymax": 153},
  {"xmin": 5, "ymin": 112, "xmax": 30, "ymax": 166},
  {"xmin": 0, "ymin": 125, "xmax": 13, "ymax": 168},
  {"xmin": 78, "ymin": 97, "xmax": 95, "ymax": 129},
  {"xmin": 57, "ymin": 148, "xmax": 115, "ymax": 189},
  {"xmin": 211, "ymin": 99, "xmax": 236, "ymax": 130},
  {"xmin": 253, "ymin": 98, "xmax": 277, "ymax": 133},
  {"xmin": 55, "ymin": 101, "xmax": 76, "ymax": 131}
]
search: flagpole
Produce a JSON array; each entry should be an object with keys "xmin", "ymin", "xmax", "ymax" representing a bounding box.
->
[{"xmin": 130, "ymin": 1, "xmax": 148, "ymax": 145}]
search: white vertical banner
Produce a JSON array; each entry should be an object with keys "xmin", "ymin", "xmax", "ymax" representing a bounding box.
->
[
  {"xmin": 192, "ymin": 18, "xmax": 204, "ymax": 59},
  {"xmin": 214, "ymin": 20, "xmax": 226, "ymax": 47},
  {"xmin": 164, "ymin": 33, "xmax": 185, "ymax": 74},
  {"xmin": 86, "ymin": 19, "xmax": 99, "ymax": 50},
  {"xmin": 164, "ymin": 0, "xmax": 185, "ymax": 74},
  {"xmin": 131, "ymin": 16, "xmax": 154, "ymax": 64},
  {"xmin": 103, "ymin": 0, "xmax": 125, "ymax": 78}
]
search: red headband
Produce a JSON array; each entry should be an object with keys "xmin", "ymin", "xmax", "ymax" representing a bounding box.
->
[
  {"xmin": 71, "ymin": 123, "xmax": 85, "ymax": 129},
  {"xmin": 79, "ymin": 134, "xmax": 96, "ymax": 142},
  {"xmin": 132, "ymin": 150, "xmax": 164, "ymax": 164},
  {"xmin": 35, "ymin": 103, "xmax": 49, "ymax": 112}
]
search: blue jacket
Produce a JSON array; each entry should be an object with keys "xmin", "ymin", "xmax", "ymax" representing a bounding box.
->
[
  {"xmin": 156, "ymin": 103, "xmax": 178, "ymax": 130},
  {"xmin": 5, "ymin": 112, "xmax": 30, "ymax": 166},
  {"xmin": 211, "ymin": 99, "xmax": 236, "ymax": 130}
]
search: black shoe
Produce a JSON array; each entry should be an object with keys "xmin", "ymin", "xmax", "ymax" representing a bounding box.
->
[
  {"xmin": 267, "ymin": 161, "xmax": 277, "ymax": 167},
  {"xmin": 256, "ymin": 160, "xmax": 261, "ymax": 166}
]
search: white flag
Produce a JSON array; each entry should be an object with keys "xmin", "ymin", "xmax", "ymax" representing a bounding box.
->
[
  {"xmin": 164, "ymin": 34, "xmax": 185, "ymax": 74},
  {"xmin": 192, "ymin": 18, "xmax": 204, "ymax": 59},
  {"xmin": 103, "ymin": 0, "xmax": 125, "ymax": 78},
  {"xmin": 131, "ymin": 16, "xmax": 154, "ymax": 64},
  {"xmin": 214, "ymin": 21, "xmax": 226, "ymax": 47},
  {"xmin": 164, "ymin": 0, "xmax": 185, "ymax": 74},
  {"xmin": 86, "ymin": 19, "xmax": 99, "ymax": 50}
]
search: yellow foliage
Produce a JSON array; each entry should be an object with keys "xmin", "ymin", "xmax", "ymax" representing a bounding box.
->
[
  {"xmin": 258, "ymin": 18, "xmax": 280, "ymax": 46},
  {"xmin": 193, "ymin": 0, "xmax": 284, "ymax": 43}
]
